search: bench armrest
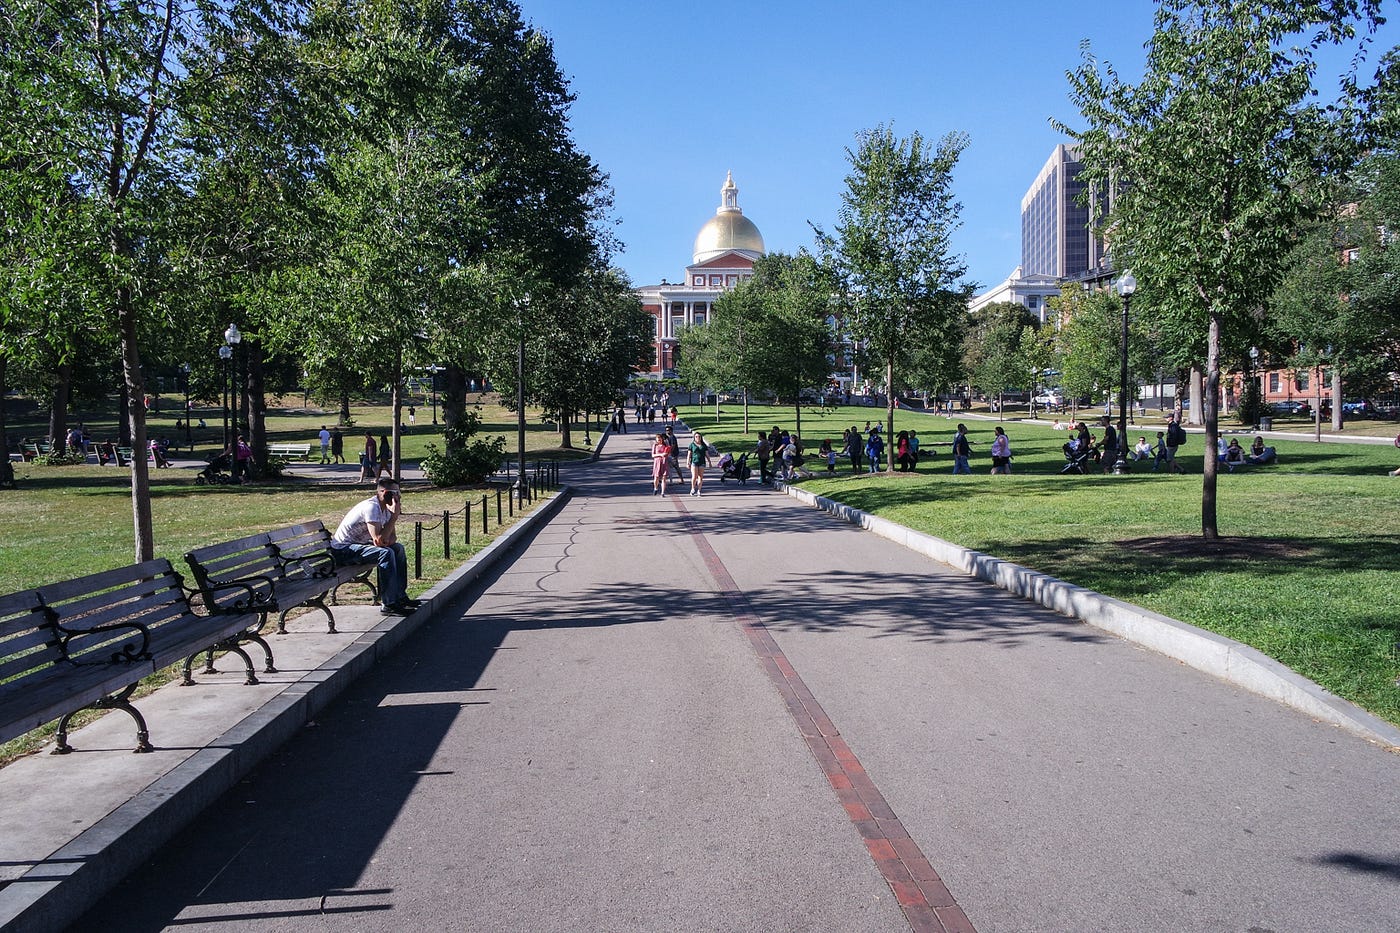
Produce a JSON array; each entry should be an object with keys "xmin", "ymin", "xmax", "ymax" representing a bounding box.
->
[
  {"xmin": 282, "ymin": 553, "xmax": 336, "ymax": 578},
  {"xmin": 57, "ymin": 620, "xmax": 152, "ymax": 665},
  {"xmin": 201, "ymin": 576, "xmax": 276, "ymax": 613}
]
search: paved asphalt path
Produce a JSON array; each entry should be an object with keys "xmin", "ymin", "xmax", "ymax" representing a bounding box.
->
[{"xmin": 77, "ymin": 427, "xmax": 1400, "ymax": 932}]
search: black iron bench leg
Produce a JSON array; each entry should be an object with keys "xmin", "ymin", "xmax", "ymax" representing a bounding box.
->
[
  {"xmin": 246, "ymin": 632, "xmax": 278, "ymax": 674},
  {"xmin": 53, "ymin": 685, "xmax": 153, "ymax": 754},
  {"xmin": 288, "ymin": 594, "xmax": 337, "ymax": 634}
]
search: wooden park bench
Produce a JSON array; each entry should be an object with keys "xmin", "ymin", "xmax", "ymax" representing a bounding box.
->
[
  {"xmin": 267, "ymin": 442, "xmax": 312, "ymax": 461},
  {"xmin": 183, "ymin": 521, "xmax": 377, "ymax": 635},
  {"xmin": 0, "ymin": 560, "xmax": 271, "ymax": 755}
]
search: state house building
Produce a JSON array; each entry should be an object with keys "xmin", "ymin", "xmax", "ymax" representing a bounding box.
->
[{"xmin": 635, "ymin": 172, "xmax": 765, "ymax": 378}]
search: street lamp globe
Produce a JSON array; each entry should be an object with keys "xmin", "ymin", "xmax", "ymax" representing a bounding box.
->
[
  {"xmin": 224, "ymin": 322, "xmax": 241, "ymax": 346},
  {"xmin": 1116, "ymin": 271, "xmax": 1137, "ymax": 297},
  {"xmin": 218, "ymin": 345, "xmax": 232, "ymax": 361}
]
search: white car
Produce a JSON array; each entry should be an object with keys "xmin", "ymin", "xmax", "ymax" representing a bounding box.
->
[{"xmin": 1032, "ymin": 392, "xmax": 1064, "ymax": 406}]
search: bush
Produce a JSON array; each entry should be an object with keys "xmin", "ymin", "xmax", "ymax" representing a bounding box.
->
[
  {"xmin": 38, "ymin": 450, "xmax": 88, "ymax": 466},
  {"xmin": 421, "ymin": 424, "xmax": 506, "ymax": 486}
]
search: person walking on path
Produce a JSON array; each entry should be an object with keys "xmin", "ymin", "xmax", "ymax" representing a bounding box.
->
[
  {"xmin": 687, "ymin": 433, "xmax": 712, "ymax": 497},
  {"xmin": 990, "ymin": 425, "xmax": 1011, "ymax": 474},
  {"xmin": 848, "ymin": 426, "xmax": 864, "ymax": 473},
  {"xmin": 754, "ymin": 432, "xmax": 771, "ymax": 484},
  {"xmin": 664, "ymin": 426, "xmax": 684, "ymax": 481},
  {"xmin": 231, "ymin": 434, "xmax": 253, "ymax": 483},
  {"xmin": 650, "ymin": 432, "xmax": 672, "ymax": 495},
  {"xmin": 377, "ymin": 432, "xmax": 392, "ymax": 480},
  {"xmin": 361, "ymin": 433, "xmax": 377, "ymax": 482},
  {"xmin": 319, "ymin": 426, "xmax": 331, "ymax": 464},
  {"xmin": 952, "ymin": 423, "xmax": 973, "ymax": 475},
  {"xmin": 329, "ymin": 478, "xmax": 418, "ymax": 616},
  {"xmin": 331, "ymin": 426, "xmax": 344, "ymax": 464}
]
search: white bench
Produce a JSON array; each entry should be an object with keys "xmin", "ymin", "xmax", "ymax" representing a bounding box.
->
[{"xmin": 267, "ymin": 443, "xmax": 312, "ymax": 461}]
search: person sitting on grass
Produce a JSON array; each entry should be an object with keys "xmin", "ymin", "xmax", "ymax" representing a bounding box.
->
[
  {"xmin": 1245, "ymin": 436, "xmax": 1278, "ymax": 466},
  {"xmin": 1132, "ymin": 436, "xmax": 1152, "ymax": 462},
  {"xmin": 1224, "ymin": 437, "xmax": 1246, "ymax": 471}
]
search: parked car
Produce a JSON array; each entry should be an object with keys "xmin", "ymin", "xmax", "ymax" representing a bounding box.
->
[
  {"xmin": 1341, "ymin": 399, "xmax": 1371, "ymax": 415},
  {"xmin": 1032, "ymin": 391, "xmax": 1065, "ymax": 407},
  {"xmin": 1270, "ymin": 400, "xmax": 1308, "ymax": 415}
]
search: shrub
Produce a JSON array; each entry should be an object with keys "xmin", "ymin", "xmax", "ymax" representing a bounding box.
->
[{"xmin": 422, "ymin": 425, "xmax": 506, "ymax": 486}]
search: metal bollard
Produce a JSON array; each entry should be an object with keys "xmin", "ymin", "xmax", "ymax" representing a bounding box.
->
[
  {"xmin": 496, "ymin": 488, "xmax": 502, "ymax": 524},
  {"xmin": 507, "ymin": 487, "xmax": 514, "ymax": 517},
  {"xmin": 443, "ymin": 510, "xmax": 451, "ymax": 560},
  {"xmin": 464, "ymin": 500, "xmax": 471, "ymax": 545},
  {"xmin": 414, "ymin": 522, "xmax": 423, "ymax": 579},
  {"xmin": 482, "ymin": 495, "xmax": 488, "ymax": 534}
]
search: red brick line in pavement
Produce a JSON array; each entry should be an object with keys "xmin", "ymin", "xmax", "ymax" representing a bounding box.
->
[{"xmin": 672, "ymin": 500, "xmax": 978, "ymax": 933}]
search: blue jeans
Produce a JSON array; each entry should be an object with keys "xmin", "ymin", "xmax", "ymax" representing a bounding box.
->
[
  {"xmin": 953, "ymin": 455, "xmax": 971, "ymax": 474},
  {"xmin": 332, "ymin": 542, "xmax": 408, "ymax": 607}
]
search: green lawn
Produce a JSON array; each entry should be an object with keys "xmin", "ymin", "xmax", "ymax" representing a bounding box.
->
[
  {"xmin": 6, "ymin": 392, "xmax": 596, "ymax": 464},
  {"xmin": 682, "ymin": 402, "xmax": 1400, "ymax": 726}
]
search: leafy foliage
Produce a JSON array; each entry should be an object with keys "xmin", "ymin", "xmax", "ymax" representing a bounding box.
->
[
  {"xmin": 421, "ymin": 413, "xmax": 507, "ymax": 486},
  {"xmin": 816, "ymin": 125, "xmax": 973, "ymax": 467}
]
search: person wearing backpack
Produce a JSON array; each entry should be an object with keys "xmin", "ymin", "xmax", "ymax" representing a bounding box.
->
[{"xmin": 1164, "ymin": 414, "xmax": 1187, "ymax": 473}]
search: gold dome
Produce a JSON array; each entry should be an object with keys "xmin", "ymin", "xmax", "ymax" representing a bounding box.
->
[{"xmin": 692, "ymin": 172, "xmax": 765, "ymax": 264}]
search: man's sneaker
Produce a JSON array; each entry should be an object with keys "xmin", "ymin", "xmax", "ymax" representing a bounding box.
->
[{"xmin": 380, "ymin": 604, "xmax": 412, "ymax": 616}]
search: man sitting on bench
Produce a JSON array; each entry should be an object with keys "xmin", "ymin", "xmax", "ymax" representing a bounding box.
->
[{"xmin": 330, "ymin": 478, "xmax": 419, "ymax": 616}]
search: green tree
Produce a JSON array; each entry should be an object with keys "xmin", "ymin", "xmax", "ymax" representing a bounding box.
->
[
  {"xmin": 1062, "ymin": 0, "xmax": 1381, "ymax": 538},
  {"xmin": 963, "ymin": 302, "xmax": 1035, "ymax": 419},
  {"xmin": 816, "ymin": 125, "xmax": 972, "ymax": 470}
]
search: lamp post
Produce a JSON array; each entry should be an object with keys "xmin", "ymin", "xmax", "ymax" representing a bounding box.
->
[
  {"xmin": 218, "ymin": 345, "xmax": 233, "ymax": 452},
  {"xmin": 224, "ymin": 322, "xmax": 241, "ymax": 436},
  {"xmin": 1114, "ymin": 271, "xmax": 1136, "ymax": 474},
  {"xmin": 1248, "ymin": 346, "xmax": 1259, "ymax": 428},
  {"xmin": 514, "ymin": 298, "xmax": 529, "ymax": 507},
  {"xmin": 426, "ymin": 364, "xmax": 444, "ymax": 425},
  {"xmin": 179, "ymin": 363, "xmax": 192, "ymax": 451}
]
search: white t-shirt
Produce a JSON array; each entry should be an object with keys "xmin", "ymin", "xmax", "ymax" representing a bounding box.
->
[
  {"xmin": 333, "ymin": 497, "xmax": 391, "ymax": 546},
  {"xmin": 319, "ymin": 429, "xmax": 331, "ymax": 445}
]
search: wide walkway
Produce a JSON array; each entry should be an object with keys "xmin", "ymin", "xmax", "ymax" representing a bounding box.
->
[{"xmin": 70, "ymin": 426, "xmax": 1400, "ymax": 932}]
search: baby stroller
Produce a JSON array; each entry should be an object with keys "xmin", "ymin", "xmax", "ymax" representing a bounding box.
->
[
  {"xmin": 195, "ymin": 451, "xmax": 235, "ymax": 485},
  {"xmin": 1060, "ymin": 442, "xmax": 1093, "ymax": 475},
  {"xmin": 717, "ymin": 451, "xmax": 752, "ymax": 484}
]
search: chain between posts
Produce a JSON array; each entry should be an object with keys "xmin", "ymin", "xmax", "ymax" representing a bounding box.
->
[{"xmin": 408, "ymin": 461, "xmax": 558, "ymax": 578}]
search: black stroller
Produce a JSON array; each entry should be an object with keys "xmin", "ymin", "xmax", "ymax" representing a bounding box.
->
[
  {"xmin": 195, "ymin": 451, "xmax": 235, "ymax": 485},
  {"xmin": 717, "ymin": 451, "xmax": 752, "ymax": 484},
  {"xmin": 1060, "ymin": 442, "xmax": 1094, "ymax": 474}
]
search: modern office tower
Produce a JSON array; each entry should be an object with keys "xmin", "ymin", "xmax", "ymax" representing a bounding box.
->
[{"xmin": 1020, "ymin": 144, "xmax": 1107, "ymax": 280}]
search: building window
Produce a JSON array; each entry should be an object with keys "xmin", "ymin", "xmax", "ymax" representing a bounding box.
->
[
  {"xmin": 709, "ymin": 275, "xmax": 721, "ymax": 286},
  {"xmin": 1027, "ymin": 295, "xmax": 1039, "ymax": 309},
  {"xmin": 1268, "ymin": 372, "xmax": 1279, "ymax": 393},
  {"xmin": 693, "ymin": 275, "xmax": 704, "ymax": 286}
]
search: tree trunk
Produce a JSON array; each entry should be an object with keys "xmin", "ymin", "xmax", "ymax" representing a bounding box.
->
[
  {"xmin": 885, "ymin": 357, "xmax": 895, "ymax": 471},
  {"xmin": 338, "ymin": 391, "xmax": 351, "ymax": 427},
  {"xmin": 1201, "ymin": 315, "xmax": 1221, "ymax": 541},
  {"xmin": 1189, "ymin": 366, "xmax": 1204, "ymax": 426},
  {"xmin": 118, "ymin": 284, "xmax": 155, "ymax": 562},
  {"xmin": 793, "ymin": 396, "xmax": 802, "ymax": 444},
  {"xmin": 1331, "ymin": 365, "xmax": 1343, "ymax": 432},
  {"xmin": 560, "ymin": 410, "xmax": 573, "ymax": 448},
  {"xmin": 442, "ymin": 364, "xmax": 467, "ymax": 453},
  {"xmin": 742, "ymin": 388, "xmax": 749, "ymax": 434},
  {"xmin": 49, "ymin": 362, "xmax": 73, "ymax": 452},
  {"xmin": 391, "ymin": 345, "xmax": 402, "ymax": 482}
]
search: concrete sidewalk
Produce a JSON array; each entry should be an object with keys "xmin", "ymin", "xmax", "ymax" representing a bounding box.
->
[{"xmin": 6, "ymin": 424, "xmax": 1399, "ymax": 932}]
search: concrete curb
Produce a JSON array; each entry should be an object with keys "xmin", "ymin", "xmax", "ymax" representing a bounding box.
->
[
  {"xmin": 0, "ymin": 487, "xmax": 574, "ymax": 933},
  {"xmin": 779, "ymin": 482, "xmax": 1400, "ymax": 751}
]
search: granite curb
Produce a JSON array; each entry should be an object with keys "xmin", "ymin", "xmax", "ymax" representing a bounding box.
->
[
  {"xmin": 779, "ymin": 482, "xmax": 1400, "ymax": 750},
  {"xmin": 0, "ymin": 486, "xmax": 574, "ymax": 933}
]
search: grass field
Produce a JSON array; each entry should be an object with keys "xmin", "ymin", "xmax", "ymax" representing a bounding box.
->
[
  {"xmin": 0, "ymin": 473, "xmax": 553, "ymax": 766},
  {"xmin": 680, "ymin": 402, "xmax": 1400, "ymax": 727},
  {"xmin": 5, "ymin": 392, "xmax": 599, "ymax": 465}
]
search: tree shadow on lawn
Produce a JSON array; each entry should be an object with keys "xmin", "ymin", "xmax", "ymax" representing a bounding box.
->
[{"xmin": 981, "ymin": 532, "xmax": 1400, "ymax": 614}]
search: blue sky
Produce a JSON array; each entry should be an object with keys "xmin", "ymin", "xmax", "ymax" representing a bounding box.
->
[{"xmin": 520, "ymin": 0, "xmax": 1396, "ymax": 294}]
